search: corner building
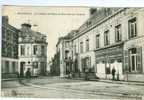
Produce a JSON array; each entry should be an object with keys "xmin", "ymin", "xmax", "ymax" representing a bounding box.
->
[{"xmin": 18, "ymin": 23, "xmax": 48, "ymax": 77}]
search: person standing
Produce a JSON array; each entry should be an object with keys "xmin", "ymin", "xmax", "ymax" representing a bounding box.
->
[
  {"xmin": 25, "ymin": 68, "xmax": 31, "ymax": 82},
  {"xmin": 112, "ymin": 67, "xmax": 116, "ymax": 80}
]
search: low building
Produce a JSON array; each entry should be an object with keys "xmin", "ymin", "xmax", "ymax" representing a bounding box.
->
[
  {"xmin": 18, "ymin": 23, "xmax": 48, "ymax": 77},
  {"xmin": 1, "ymin": 16, "xmax": 19, "ymax": 78}
]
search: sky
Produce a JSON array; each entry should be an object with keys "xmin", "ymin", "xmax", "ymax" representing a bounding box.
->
[{"xmin": 2, "ymin": 6, "xmax": 90, "ymax": 62}]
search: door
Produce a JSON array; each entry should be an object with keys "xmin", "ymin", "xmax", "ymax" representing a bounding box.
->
[{"xmin": 20, "ymin": 62, "xmax": 25, "ymax": 77}]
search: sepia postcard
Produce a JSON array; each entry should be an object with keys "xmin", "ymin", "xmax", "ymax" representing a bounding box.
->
[{"xmin": 1, "ymin": 5, "xmax": 144, "ymax": 100}]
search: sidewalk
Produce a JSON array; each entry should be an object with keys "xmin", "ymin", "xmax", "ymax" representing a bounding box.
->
[{"xmin": 70, "ymin": 77, "xmax": 144, "ymax": 86}]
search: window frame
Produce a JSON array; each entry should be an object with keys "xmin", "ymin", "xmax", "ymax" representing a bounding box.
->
[
  {"xmin": 128, "ymin": 17, "xmax": 137, "ymax": 39},
  {"xmin": 115, "ymin": 24, "xmax": 122, "ymax": 42},
  {"xmin": 96, "ymin": 34, "xmax": 100, "ymax": 48},
  {"xmin": 104, "ymin": 30, "xmax": 110, "ymax": 46}
]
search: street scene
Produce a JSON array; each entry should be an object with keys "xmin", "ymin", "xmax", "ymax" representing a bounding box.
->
[{"xmin": 1, "ymin": 6, "xmax": 144, "ymax": 99}]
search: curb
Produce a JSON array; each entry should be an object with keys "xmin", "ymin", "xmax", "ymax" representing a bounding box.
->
[{"xmin": 70, "ymin": 78, "xmax": 144, "ymax": 86}]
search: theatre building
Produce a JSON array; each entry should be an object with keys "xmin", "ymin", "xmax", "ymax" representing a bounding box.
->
[{"xmin": 18, "ymin": 23, "xmax": 48, "ymax": 77}]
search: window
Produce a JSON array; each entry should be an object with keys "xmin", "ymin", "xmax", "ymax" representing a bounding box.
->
[
  {"xmin": 74, "ymin": 45, "xmax": 76, "ymax": 54},
  {"xmin": 2, "ymin": 28, "xmax": 6, "ymax": 39},
  {"xmin": 115, "ymin": 24, "xmax": 122, "ymax": 42},
  {"xmin": 65, "ymin": 42, "xmax": 69, "ymax": 48},
  {"xmin": 129, "ymin": 48, "xmax": 137, "ymax": 72},
  {"xmin": 86, "ymin": 21, "xmax": 92, "ymax": 27},
  {"xmin": 5, "ymin": 61, "xmax": 9, "ymax": 73},
  {"xmin": 41, "ymin": 45, "xmax": 45, "ymax": 56},
  {"xmin": 27, "ymin": 46, "xmax": 30, "ymax": 55},
  {"xmin": 80, "ymin": 42, "xmax": 83, "ymax": 53},
  {"xmin": 12, "ymin": 62, "xmax": 16, "ymax": 73},
  {"xmin": 20, "ymin": 45, "xmax": 25, "ymax": 56},
  {"xmin": 96, "ymin": 34, "xmax": 100, "ymax": 48},
  {"xmin": 128, "ymin": 18, "xmax": 137, "ymax": 38},
  {"xmin": 86, "ymin": 39, "xmax": 89, "ymax": 51},
  {"xmin": 33, "ymin": 45, "xmax": 38, "ymax": 55},
  {"xmin": 104, "ymin": 30, "xmax": 110, "ymax": 46},
  {"xmin": 33, "ymin": 62, "xmax": 38, "ymax": 68}
]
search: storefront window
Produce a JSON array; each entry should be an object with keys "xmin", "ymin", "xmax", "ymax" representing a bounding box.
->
[
  {"xmin": 129, "ymin": 47, "xmax": 142, "ymax": 73},
  {"xmin": 106, "ymin": 63, "xmax": 110, "ymax": 74}
]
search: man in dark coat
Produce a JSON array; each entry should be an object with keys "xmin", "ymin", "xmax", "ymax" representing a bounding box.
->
[
  {"xmin": 25, "ymin": 68, "xmax": 31, "ymax": 79},
  {"xmin": 112, "ymin": 67, "xmax": 116, "ymax": 80}
]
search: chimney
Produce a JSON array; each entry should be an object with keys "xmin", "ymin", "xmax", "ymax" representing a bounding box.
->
[
  {"xmin": 90, "ymin": 8, "xmax": 97, "ymax": 16},
  {"xmin": 2, "ymin": 16, "xmax": 9, "ymax": 24}
]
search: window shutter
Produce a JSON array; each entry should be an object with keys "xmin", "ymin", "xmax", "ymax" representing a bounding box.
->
[
  {"xmin": 137, "ymin": 47, "xmax": 142, "ymax": 73},
  {"xmin": 124, "ymin": 50, "xmax": 129, "ymax": 73}
]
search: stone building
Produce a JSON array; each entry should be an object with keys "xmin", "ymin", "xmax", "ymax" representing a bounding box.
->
[
  {"xmin": 1, "ymin": 16, "xmax": 19, "ymax": 78},
  {"xmin": 56, "ymin": 30, "xmax": 77, "ymax": 77},
  {"xmin": 58, "ymin": 8, "xmax": 144, "ymax": 81},
  {"xmin": 18, "ymin": 23, "xmax": 48, "ymax": 77}
]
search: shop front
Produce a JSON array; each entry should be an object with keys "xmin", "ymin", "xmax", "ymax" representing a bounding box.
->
[{"xmin": 95, "ymin": 43, "xmax": 124, "ymax": 80}]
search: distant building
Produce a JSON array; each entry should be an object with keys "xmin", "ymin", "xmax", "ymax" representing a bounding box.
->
[
  {"xmin": 57, "ymin": 8, "xmax": 144, "ymax": 82},
  {"xmin": 2, "ymin": 16, "xmax": 19, "ymax": 78},
  {"xmin": 50, "ymin": 52, "xmax": 60, "ymax": 76},
  {"xmin": 18, "ymin": 23, "xmax": 48, "ymax": 77},
  {"xmin": 56, "ymin": 30, "xmax": 78, "ymax": 77}
]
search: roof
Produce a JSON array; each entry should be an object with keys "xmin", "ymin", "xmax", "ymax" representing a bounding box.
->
[{"xmin": 19, "ymin": 23, "xmax": 47, "ymax": 43}]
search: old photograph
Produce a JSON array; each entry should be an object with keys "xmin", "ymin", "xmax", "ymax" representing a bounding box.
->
[{"xmin": 1, "ymin": 6, "xmax": 144, "ymax": 100}]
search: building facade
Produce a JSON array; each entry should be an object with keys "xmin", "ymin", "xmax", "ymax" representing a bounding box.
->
[
  {"xmin": 2, "ymin": 16, "xmax": 19, "ymax": 78},
  {"xmin": 56, "ymin": 31, "xmax": 76, "ymax": 77},
  {"xmin": 18, "ymin": 23, "xmax": 48, "ymax": 77},
  {"xmin": 58, "ymin": 8, "xmax": 144, "ymax": 82}
]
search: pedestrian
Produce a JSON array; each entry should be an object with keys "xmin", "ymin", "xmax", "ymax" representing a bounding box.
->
[
  {"xmin": 25, "ymin": 68, "xmax": 31, "ymax": 82},
  {"xmin": 85, "ymin": 68, "xmax": 89, "ymax": 80},
  {"xmin": 112, "ymin": 67, "xmax": 116, "ymax": 80}
]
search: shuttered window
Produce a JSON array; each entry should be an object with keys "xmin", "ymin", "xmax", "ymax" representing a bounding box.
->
[
  {"xmin": 125, "ymin": 47, "xmax": 142, "ymax": 73},
  {"xmin": 124, "ymin": 50, "xmax": 129, "ymax": 73},
  {"xmin": 136, "ymin": 47, "xmax": 142, "ymax": 73}
]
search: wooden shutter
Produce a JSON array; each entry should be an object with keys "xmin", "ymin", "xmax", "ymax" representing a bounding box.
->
[
  {"xmin": 124, "ymin": 50, "xmax": 129, "ymax": 73},
  {"xmin": 137, "ymin": 47, "xmax": 142, "ymax": 73}
]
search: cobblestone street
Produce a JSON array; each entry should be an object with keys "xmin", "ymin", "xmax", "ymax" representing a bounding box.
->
[{"xmin": 1, "ymin": 77, "xmax": 144, "ymax": 99}]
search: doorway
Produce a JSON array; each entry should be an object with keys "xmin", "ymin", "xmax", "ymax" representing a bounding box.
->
[{"xmin": 20, "ymin": 62, "xmax": 25, "ymax": 77}]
